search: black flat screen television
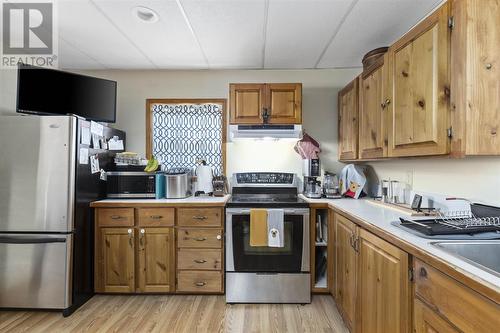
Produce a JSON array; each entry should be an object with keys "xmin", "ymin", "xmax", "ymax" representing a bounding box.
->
[{"xmin": 16, "ymin": 64, "xmax": 117, "ymax": 123}]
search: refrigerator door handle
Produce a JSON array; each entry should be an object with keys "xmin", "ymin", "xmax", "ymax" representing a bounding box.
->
[{"xmin": 0, "ymin": 236, "xmax": 67, "ymax": 244}]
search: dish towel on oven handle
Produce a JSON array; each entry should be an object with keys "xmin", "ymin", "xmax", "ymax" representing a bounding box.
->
[{"xmin": 267, "ymin": 209, "xmax": 284, "ymax": 247}]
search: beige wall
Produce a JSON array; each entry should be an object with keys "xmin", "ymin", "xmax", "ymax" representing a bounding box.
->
[
  {"xmin": 78, "ymin": 69, "xmax": 361, "ymax": 178},
  {"xmin": 2, "ymin": 67, "xmax": 500, "ymax": 205}
]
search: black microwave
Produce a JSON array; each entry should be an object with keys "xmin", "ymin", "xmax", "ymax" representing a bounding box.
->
[{"xmin": 106, "ymin": 172, "xmax": 156, "ymax": 198}]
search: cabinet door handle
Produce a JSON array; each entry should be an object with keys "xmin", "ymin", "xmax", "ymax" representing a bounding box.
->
[
  {"xmin": 381, "ymin": 98, "xmax": 391, "ymax": 109},
  {"xmin": 111, "ymin": 215, "xmax": 124, "ymax": 220},
  {"xmin": 193, "ymin": 216, "xmax": 208, "ymax": 221},
  {"xmin": 419, "ymin": 267, "xmax": 428, "ymax": 278},
  {"xmin": 195, "ymin": 282, "xmax": 206, "ymax": 287},
  {"xmin": 150, "ymin": 215, "xmax": 163, "ymax": 220},
  {"xmin": 127, "ymin": 229, "xmax": 133, "ymax": 247},
  {"xmin": 194, "ymin": 237, "xmax": 207, "ymax": 242},
  {"xmin": 194, "ymin": 259, "xmax": 207, "ymax": 264},
  {"xmin": 216, "ymin": 235, "xmax": 222, "ymax": 240},
  {"xmin": 140, "ymin": 229, "xmax": 145, "ymax": 247}
]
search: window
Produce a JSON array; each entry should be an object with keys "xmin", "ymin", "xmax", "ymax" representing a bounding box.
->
[{"xmin": 146, "ymin": 99, "xmax": 226, "ymax": 175}]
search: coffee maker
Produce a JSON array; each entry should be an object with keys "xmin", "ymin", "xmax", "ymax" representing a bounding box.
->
[{"xmin": 303, "ymin": 159, "xmax": 322, "ymax": 198}]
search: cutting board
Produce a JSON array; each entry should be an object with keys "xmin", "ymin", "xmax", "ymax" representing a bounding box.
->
[{"xmin": 367, "ymin": 199, "xmax": 438, "ymax": 216}]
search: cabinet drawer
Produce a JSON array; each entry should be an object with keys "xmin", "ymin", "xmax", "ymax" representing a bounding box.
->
[
  {"xmin": 97, "ymin": 208, "xmax": 134, "ymax": 227},
  {"xmin": 177, "ymin": 229, "xmax": 222, "ymax": 249},
  {"xmin": 177, "ymin": 208, "xmax": 222, "ymax": 227},
  {"xmin": 414, "ymin": 259, "xmax": 500, "ymax": 332},
  {"xmin": 137, "ymin": 208, "xmax": 174, "ymax": 227},
  {"xmin": 177, "ymin": 271, "xmax": 222, "ymax": 293},
  {"xmin": 177, "ymin": 249, "xmax": 222, "ymax": 270}
]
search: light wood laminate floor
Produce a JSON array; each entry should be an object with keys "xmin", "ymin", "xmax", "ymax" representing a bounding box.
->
[{"xmin": 0, "ymin": 295, "xmax": 348, "ymax": 333}]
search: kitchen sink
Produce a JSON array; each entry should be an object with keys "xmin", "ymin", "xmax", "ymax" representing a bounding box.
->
[{"xmin": 431, "ymin": 241, "xmax": 500, "ymax": 278}]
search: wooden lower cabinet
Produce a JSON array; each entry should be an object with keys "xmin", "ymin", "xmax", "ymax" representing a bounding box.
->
[
  {"xmin": 95, "ymin": 206, "xmax": 224, "ymax": 294},
  {"xmin": 357, "ymin": 228, "xmax": 410, "ymax": 333},
  {"xmin": 414, "ymin": 259, "xmax": 500, "ymax": 332},
  {"xmin": 138, "ymin": 227, "xmax": 174, "ymax": 292},
  {"xmin": 333, "ymin": 212, "xmax": 411, "ymax": 333},
  {"xmin": 97, "ymin": 227, "xmax": 135, "ymax": 293},
  {"xmin": 334, "ymin": 213, "xmax": 358, "ymax": 331},
  {"xmin": 414, "ymin": 298, "xmax": 459, "ymax": 333}
]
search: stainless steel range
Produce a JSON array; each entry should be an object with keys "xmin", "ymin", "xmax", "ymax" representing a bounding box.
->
[{"xmin": 225, "ymin": 172, "xmax": 310, "ymax": 304}]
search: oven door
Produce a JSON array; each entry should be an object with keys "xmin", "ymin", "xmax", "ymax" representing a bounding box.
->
[{"xmin": 226, "ymin": 208, "xmax": 309, "ymax": 273}]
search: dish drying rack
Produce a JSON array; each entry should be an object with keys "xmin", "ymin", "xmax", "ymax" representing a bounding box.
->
[
  {"xmin": 399, "ymin": 205, "xmax": 500, "ymax": 236},
  {"xmin": 434, "ymin": 210, "xmax": 500, "ymax": 230}
]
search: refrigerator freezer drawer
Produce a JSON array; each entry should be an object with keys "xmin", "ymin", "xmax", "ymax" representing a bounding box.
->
[{"xmin": 0, "ymin": 233, "xmax": 72, "ymax": 309}]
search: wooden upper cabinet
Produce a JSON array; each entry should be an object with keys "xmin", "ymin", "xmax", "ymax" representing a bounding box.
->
[
  {"xmin": 387, "ymin": 2, "xmax": 451, "ymax": 157},
  {"xmin": 229, "ymin": 83, "xmax": 302, "ymax": 124},
  {"xmin": 359, "ymin": 55, "xmax": 388, "ymax": 159},
  {"xmin": 451, "ymin": 0, "xmax": 500, "ymax": 156},
  {"xmin": 98, "ymin": 227, "xmax": 135, "ymax": 293},
  {"xmin": 357, "ymin": 228, "xmax": 410, "ymax": 333},
  {"xmin": 138, "ymin": 227, "xmax": 174, "ymax": 293},
  {"xmin": 229, "ymin": 84, "xmax": 265, "ymax": 124},
  {"xmin": 267, "ymin": 83, "xmax": 302, "ymax": 124},
  {"xmin": 334, "ymin": 213, "xmax": 358, "ymax": 331},
  {"xmin": 338, "ymin": 77, "xmax": 359, "ymax": 161}
]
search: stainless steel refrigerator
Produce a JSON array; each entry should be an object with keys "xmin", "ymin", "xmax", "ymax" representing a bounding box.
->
[{"xmin": 0, "ymin": 115, "xmax": 125, "ymax": 316}]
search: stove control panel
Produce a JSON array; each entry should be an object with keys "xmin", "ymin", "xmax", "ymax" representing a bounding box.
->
[{"xmin": 235, "ymin": 172, "xmax": 295, "ymax": 184}]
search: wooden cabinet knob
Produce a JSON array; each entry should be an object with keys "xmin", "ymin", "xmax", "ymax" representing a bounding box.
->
[
  {"xmin": 216, "ymin": 235, "xmax": 222, "ymax": 240},
  {"xmin": 420, "ymin": 267, "xmax": 427, "ymax": 278},
  {"xmin": 485, "ymin": 63, "xmax": 493, "ymax": 70}
]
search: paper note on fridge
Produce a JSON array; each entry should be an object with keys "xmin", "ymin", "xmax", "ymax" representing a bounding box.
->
[
  {"xmin": 90, "ymin": 121, "xmax": 104, "ymax": 136},
  {"xmin": 81, "ymin": 127, "xmax": 91, "ymax": 145},
  {"xmin": 108, "ymin": 136, "xmax": 124, "ymax": 150},
  {"xmin": 90, "ymin": 155, "xmax": 100, "ymax": 174},
  {"xmin": 79, "ymin": 148, "xmax": 89, "ymax": 165}
]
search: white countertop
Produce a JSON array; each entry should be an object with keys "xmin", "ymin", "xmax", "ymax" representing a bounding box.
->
[
  {"xmin": 94, "ymin": 194, "xmax": 231, "ymax": 205},
  {"xmin": 299, "ymin": 194, "xmax": 500, "ymax": 292}
]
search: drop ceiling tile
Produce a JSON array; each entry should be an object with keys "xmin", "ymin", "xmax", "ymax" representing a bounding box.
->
[
  {"xmin": 317, "ymin": 0, "xmax": 444, "ymax": 68},
  {"xmin": 265, "ymin": 0, "xmax": 354, "ymax": 69},
  {"xmin": 92, "ymin": 0, "xmax": 207, "ymax": 68},
  {"xmin": 58, "ymin": 38, "xmax": 106, "ymax": 69},
  {"xmin": 180, "ymin": 0, "xmax": 267, "ymax": 68},
  {"xmin": 57, "ymin": 0, "xmax": 153, "ymax": 68}
]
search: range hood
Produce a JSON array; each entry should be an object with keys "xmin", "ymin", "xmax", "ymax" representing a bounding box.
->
[{"xmin": 229, "ymin": 124, "xmax": 302, "ymax": 140}]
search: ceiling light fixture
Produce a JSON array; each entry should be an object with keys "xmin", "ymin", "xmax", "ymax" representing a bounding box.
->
[{"xmin": 132, "ymin": 6, "xmax": 159, "ymax": 23}]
